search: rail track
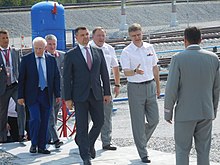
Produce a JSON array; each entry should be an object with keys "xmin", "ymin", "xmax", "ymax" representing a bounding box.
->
[
  {"xmin": 0, "ymin": 0, "xmax": 215, "ymax": 13},
  {"xmin": 107, "ymin": 26, "xmax": 220, "ymax": 47}
]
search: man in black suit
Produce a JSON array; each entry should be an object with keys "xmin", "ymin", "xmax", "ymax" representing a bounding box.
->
[
  {"xmin": 63, "ymin": 26, "xmax": 111, "ymax": 165},
  {"xmin": 0, "ymin": 29, "xmax": 26, "ymax": 143},
  {"xmin": 18, "ymin": 37, "xmax": 60, "ymax": 154}
]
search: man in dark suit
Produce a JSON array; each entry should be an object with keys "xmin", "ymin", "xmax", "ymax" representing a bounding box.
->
[
  {"xmin": 63, "ymin": 26, "xmax": 111, "ymax": 165},
  {"xmin": 0, "ymin": 29, "xmax": 26, "ymax": 143},
  {"xmin": 18, "ymin": 37, "xmax": 60, "ymax": 154}
]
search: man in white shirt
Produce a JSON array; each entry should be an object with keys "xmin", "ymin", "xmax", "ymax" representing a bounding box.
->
[
  {"xmin": 90, "ymin": 27, "xmax": 120, "ymax": 150},
  {"xmin": 120, "ymin": 23, "xmax": 160, "ymax": 163}
]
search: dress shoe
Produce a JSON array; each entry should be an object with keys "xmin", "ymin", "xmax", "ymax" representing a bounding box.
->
[
  {"xmin": 55, "ymin": 140, "xmax": 64, "ymax": 148},
  {"xmin": 90, "ymin": 147, "xmax": 96, "ymax": 159},
  {"xmin": 102, "ymin": 144, "xmax": 117, "ymax": 150},
  {"xmin": 83, "ymin": 159, "xmax": 92, "ymax": 165},
  {"xmin": 141, "ymin": 156, "xmax": 151, "ymax": 163},
  {"xmin": 48, "ymin": 141, "xmax": 55, "ymax": 145},
  {"xmin": 29, "ymin": 145, "xmax": 37, "ymax": 153},
  {"xmin": 18, "ymin": 135, "xmax": 28, "ymax": 142},
  {"xmin": 38, "ymin": 148, "xmax": 51, "ymax": 154}
]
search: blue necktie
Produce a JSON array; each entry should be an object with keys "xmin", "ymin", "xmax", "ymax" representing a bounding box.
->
[{"xmin": 38, "ymin": 57, "xmax": 47, "ymax": 90}]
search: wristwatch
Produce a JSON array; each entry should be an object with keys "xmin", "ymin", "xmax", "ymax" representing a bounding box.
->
[{"xmin": 115, "ymin": 84, "xmax": 121, "ymax": 87}]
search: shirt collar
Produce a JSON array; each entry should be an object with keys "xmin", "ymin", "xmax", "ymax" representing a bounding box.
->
[
  {"xmin": 187, "ymin": 44, "xmax": 200, "ymax": 48},
  {"xmin": 79, "ymin": 43, "xmax": 90, "ymax": 50},
  {"xmin": 0, "ymin": 46, "xmax": 10, "ymax": 51},
  {"xmin": 35, "ymin": 53, "xmax": 46, "ymax": 59},
  {"xmin": 90, "ymin": 40, "xmax": 106, "ymax": 49}
]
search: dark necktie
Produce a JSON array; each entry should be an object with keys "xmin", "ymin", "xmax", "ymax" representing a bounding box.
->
[
  {"xmin": 38, "ymin": 57, "xmax": 47, "ymax": 90},
  {"xmin": 84, "ymin": 47, "xmax": 92, "ymax": 70}
]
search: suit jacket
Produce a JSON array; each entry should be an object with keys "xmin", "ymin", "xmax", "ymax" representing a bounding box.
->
[
  {"xmin": 18, "ymin": 52, "xmax": 60, "ymax": 106},
  {"xmin": 164, "ymin": 45, "xmax": 220, "ymax": 121},
  {"xmin": 0, "ymin": 48, "xmax": 20, "ymax": 96},
  {"xmin": 55, "ymin": 50, "xmax": 65, "ymax": 98},
  {"xmin": 63, "ymin": 45, "xmax": 111, "ymax": 102}
]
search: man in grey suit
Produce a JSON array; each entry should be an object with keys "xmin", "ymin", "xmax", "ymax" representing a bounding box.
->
[
  {"xmin": 63, "ymin": 26, "xmax": 111, "ymax": 165},
  {"xmin": 45, "ymin": 34, "xmax": 64, "ymax": 148},
  {"xmin": 0, "ymin": 29, "xmax": 26, "ymax": 143},
  {"xmin": 164, "ymin": 27, "xmax": 220, "ymax": 165}
]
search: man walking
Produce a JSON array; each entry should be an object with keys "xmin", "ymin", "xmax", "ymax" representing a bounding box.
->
[
  {"xmin": 18, "ymin": 37, "xmax": 60, "ymax": 154},
  {"xmin": 90, "ymin": 27, "xmax": 120, "ymax": 151},
  {"xmin": 45, "ymin": 34, "xmax": 64, "ymax": 148},
  {"xmin": 120, "ymin": 23, "xmax": 160, "ymax": 163},
  {"xmin": 0, "ymin": 29, "xmax": 26, "ymax": 143},
  {"xmin": 63, "ymin": 27, "xmax": 111, "ymax": 165},
  {"xmin": 164, "ymin": 27, "xmax": 220, "ymax": 165}
]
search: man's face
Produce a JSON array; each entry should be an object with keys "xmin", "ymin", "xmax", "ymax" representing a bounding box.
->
[
  {"xmin": 46, "ymin": 39, "xmax": 57, "ymax": 54},
  {"xmin": 0, "ymin": 33, "xmax": 9, "ymax": 49},
  {"xmin": 34, "ymin": 41, "xmax": 46, "ymax": 57},
  {"xmin": 92, "ymin": 29, "xmax": 106, "ymax": 47},
  {"xmin": 76, "ymin": 29, "xmax": 90, "ymax": 46},
  {"xmin": 129, "ymin": 30, "xmax": 143, "ymax": 47}
]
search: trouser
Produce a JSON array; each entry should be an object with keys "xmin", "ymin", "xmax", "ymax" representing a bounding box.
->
[
  {"xmin": 101, "ymin": 101, "xmax": 113, "ymax": 147},
  {"xmin": 175, "ymin": 119, "xmax": 212, "ymax": 165},
  {"xmin": 0, "ymin": 83, "xmax": 25, "ymax": 142},
  {"xmin": 74, "ymin": 89, "xmax": 104, "ymax": 161},
  {"xmin": 28, "ymin": 88, "xmax": 51, "ymax": 150},
  {"xmin": 48, "ymin": 97, "xmax": 61, "ymax": 142},
  {"xmin": 127, "ymin": 81, "xmax": 159, "ymax": 159}
]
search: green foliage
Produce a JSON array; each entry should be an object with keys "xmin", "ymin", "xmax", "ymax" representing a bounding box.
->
[{"xmin": 0, "ymin": 0, "xmax": 116, "ymax": 7}]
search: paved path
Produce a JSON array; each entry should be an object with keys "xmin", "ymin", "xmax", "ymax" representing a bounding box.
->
[{"xmin": 0, "ymin": 138, "xmax": 219, "ymax": 165}]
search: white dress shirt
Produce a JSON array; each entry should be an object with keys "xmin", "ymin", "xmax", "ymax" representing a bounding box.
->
[
  {"xmin": 120, "ymin": 42, "xmax": 158, "ymax": 83},
  {"xmin": 90, "ymin": 40, "xmax": 119, "ymax": 77},
  {"xmin": 35, "ymin": 54, "xmax": 47, "ymax": 86}
]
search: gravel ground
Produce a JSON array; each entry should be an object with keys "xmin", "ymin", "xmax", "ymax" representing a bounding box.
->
[
  {"xmin": 111, "ymin": 85, "xmax": 220, "ymax": 163},
  {"xmin": 1, "ymin": 1, "xmax": 220, "ymax": 164}
]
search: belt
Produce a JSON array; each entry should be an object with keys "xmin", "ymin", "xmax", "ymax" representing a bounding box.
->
[
  {"xmin": 130, "ymin": 79, "xmax": 154, "ymax": 84},
  {"xmin": 6, "ymin": 82, "xmax": 17, "ymax": 88}
]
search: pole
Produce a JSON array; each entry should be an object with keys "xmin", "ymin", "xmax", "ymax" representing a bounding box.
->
[
  {"xmin": 119, "ymin": 0, "xmax": 128, "ymax": 31},
  {"xmin": 187, "ymin": 0, "xmax": 189, "ymax": 27},
  {"xmin": 170, "ymin": 0, "xmax": 178, "ymax": 27}
]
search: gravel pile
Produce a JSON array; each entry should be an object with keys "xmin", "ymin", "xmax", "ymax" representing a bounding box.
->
[{"xmin": 1, "ymin": 1, "xmax": 220, "ymax": 164}]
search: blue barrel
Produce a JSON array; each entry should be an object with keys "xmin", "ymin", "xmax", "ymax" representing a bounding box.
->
[{"xmin": 31, "ymin": 1, "xmax": 66, "ymax": 50}]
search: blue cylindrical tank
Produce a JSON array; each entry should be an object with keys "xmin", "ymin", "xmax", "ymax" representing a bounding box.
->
[{"xmin": 31, "ymin": 1, "xmax": 66, "ymax": 50}]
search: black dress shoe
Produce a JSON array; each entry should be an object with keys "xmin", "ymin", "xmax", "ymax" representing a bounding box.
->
[
  {"xmin": 141, "ymin": 156, "xmax": 151, "ymax": 163},
  {"xmin": 55, "ymin": 140, "xmax": 64, "ymax": 148},
  {"xmin": 90, "ymin": 147, "xmax": 96, "ymax": 159},
  {"xmin": 83, "ymin": 159, "xmax": 92, "ymax": 165},
  {"xmin": 18, "ymin": 135, "xmax": 28, "ymax": 142},
  {"xmin": 29, "ymin": 145, "xmax": 37, "ymax": 153},
  {"xmin": 102, "ymin": 144, "xmax": 117, "ymax": 150},
  {"xmin": 48, "ymin": 141, "xmax": 55, "ymax": 145},
  {"xmin": 38, "ymin": 148, "xmax": 51, "ymax": 154}
]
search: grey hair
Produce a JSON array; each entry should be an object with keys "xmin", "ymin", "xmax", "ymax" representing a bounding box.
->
[
  {"xmin": 45, "ymin": 34, "xmax": 57, "ymax": 42},
  {"xmin": 32, "ymin": 37, "xmax": 47, "ymax": 47}
]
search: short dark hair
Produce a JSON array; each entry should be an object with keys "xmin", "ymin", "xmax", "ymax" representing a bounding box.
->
[
  {"xmin": 0, "ymin": 29, "xmax": 8, "ymax": 35},
  {"xmin": 184, "ymin": 27, "xmax": 201, "ymax": 44},
  {"xmin": 128, "ymin": 23, "xmax": 142, "ymax": 33},
  {"xmin": 75, "ymin": 26, "xmax": 88, "ymax": 35}
]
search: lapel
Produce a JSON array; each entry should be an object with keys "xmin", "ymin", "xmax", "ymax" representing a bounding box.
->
[
  {"xmin": 11, "ymin": 48, "xmax": 18, "ymax": 78},
  {"xmin": 45, "ymin": 53, "xmax": 50, "ymax": 82},
  {"xmin": 76, "ymin": 45, "xmax": 92, "ymax": 71},
  {"xmin": 90, "ymin": 46, "xmax": 96, "ymax": 70},
  {"xmin": 0, "ymin": 54, "xmax": 6, "ymax": 74}
]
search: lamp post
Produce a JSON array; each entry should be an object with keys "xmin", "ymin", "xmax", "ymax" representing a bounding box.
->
[
  {"xmin": 170, "ymin": 0, "xmax": 178, "ymax": 27},
  {"xmin": 119, "ymin": 0, "xmax": 128, "ymax": 31},
  {"xmin": 187, "ymin": 0, "xmax": 189, "ymax": 27}
]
